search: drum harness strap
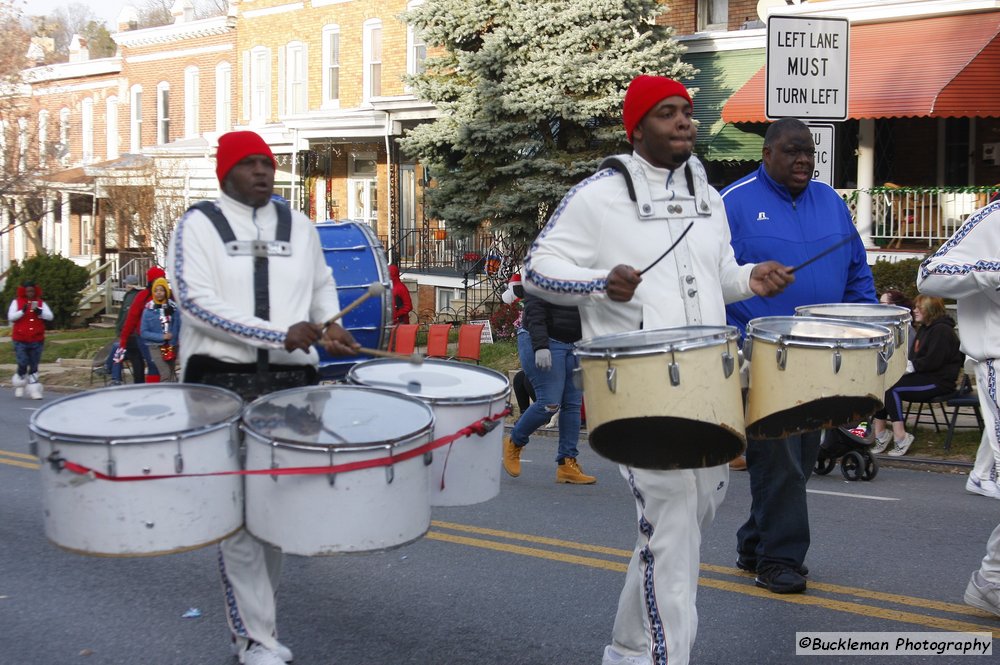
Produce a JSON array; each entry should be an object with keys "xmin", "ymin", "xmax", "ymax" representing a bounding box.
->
[
  {"xmin": 188, "ymin": 201, "xmax": 292, "ymax": 394},
  {"xmin": 42, "ymin": 408, "xmax": 511, "ymax": 484}
]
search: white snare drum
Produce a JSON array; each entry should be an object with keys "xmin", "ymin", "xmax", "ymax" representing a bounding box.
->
[
  {"xmin": 745, "ymin": 317, "xmax": 892, "ymax": 440},
  {"xmin": 241, "ymin": 385, "xmax": 434, "ymax": 555},
  {"xmin": 347, "ymin": 359, "xmax": 510, "ymax": 506},
  {"xmin": 795, "ymin": 303, "xmax": 911, "ymax": 387},
  {"xmin": 574, "ymin": 326, "xmax": 744, "ymax": 469},
  {"xmin": 28, "ymin": 384, "xmax": 244, "ymax": 557}
]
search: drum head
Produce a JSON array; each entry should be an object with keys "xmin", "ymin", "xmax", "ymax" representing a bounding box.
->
[
  {"xmin": 242, "ymin": 385, "xmax": 433, "ymax": 449},
  {"xmin": 30, "ymin": 384, "xmax": 243, "ymax": 441},
  {"xmin": 347, "ymin": 358, "xmax": 509, "ymax": 404},
  {"xmin": 590, "ymin": 420, "xmax": 743, "ymax": 470},
  {"xmin": 748, "ymin": 316, "xmax": 891, "ymax": 347},
  {"xmin": 576, "ymin": 326, "xmax": 738, "ymax": 358},
  {"xmin": 795, "ymin": 303, "xmax": 912, "ymax": 325}
]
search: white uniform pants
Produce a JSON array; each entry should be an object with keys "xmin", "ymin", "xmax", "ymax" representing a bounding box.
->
[
  {"xmin": 219, "ymin": 529, "xmax": 284, "ymax": 655},
  {"xmin": 609, "ymin": 464, "xmax": 729, "ymax": 665},
  {"xmin": 971, "ymin": 360, "xmax": 1000, "ymax": 483}
]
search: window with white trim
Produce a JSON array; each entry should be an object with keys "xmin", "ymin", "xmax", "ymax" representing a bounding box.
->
[
  {"xmin": 284, "ymin": 41, "xmax": 307, "ymax": 115},
  {"xmin": 249, "ymin": 46, "xmax": 271, "ymax": 125},
  {"xmin": 363, "ymin": 19, "xmax": 382, "ymax": 101},
  {"xmin": 81, "ymin": 98, "xmax": 94, "ymax": 163},
  {"xmin": 697, "ymin": 0, "xmax": 728, "ymax": 32},
  {"xmin": 406, "ymin": 1, "xmax": 426, "ymax": 78},
  {"xmin": 321, "ymin": 25, "xmax": 340, "ymax": 108},
  {"xmin": 130, "ymin": 85, "xmax": 142, "ymax": 152},
  {"xmin": 59, "ymin": 107, "xmax": 70, "ymax": 165},
  {"xmin": 215, "ymin": 62, "xmax": 232, "ymax": 132},
  {"xmin": 157, "ymin": 82, "xmax": 170, "ymax": 144},
  {"xmin": 37, "ymin": 109, "xmax": 47, "ymax": 163},
  {"xmin": 17, "ymin": 117, "xmax": 27, "ymax": 172},
  {"xmin": 184, "ymin": 66, "xmax": 200, "ymax": 138},
  {"xmin": 106, "ymin": 97, "xmax": 118, "ymax": 159}
]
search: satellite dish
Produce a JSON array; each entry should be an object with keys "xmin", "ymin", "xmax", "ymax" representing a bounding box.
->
[{"xmin": 757, "ymin": 0, "xmax": 805, "ymax": 22}]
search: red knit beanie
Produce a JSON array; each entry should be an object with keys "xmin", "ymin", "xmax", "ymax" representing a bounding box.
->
[
  {"xmin": 215, "ymin": 131, "xmax": 276, "ymax": 184},
  {"xmin": 622, "ymin": 75, "xmax": 693, "ymax": 142}
]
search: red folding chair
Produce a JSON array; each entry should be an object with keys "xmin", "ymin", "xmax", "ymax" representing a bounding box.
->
[{"xmin": 425, "ymin": 324, "xmax": 452, "ymax": 359}]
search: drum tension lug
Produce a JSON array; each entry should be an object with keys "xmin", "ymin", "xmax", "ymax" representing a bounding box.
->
[
  {"xmin": 669, "ymin": 361, "xmax": 681, "ymax": 387},
  {"xmin": 46, "ymin": 450, "xmax": 65, "ymax": 473},
  {"xmin": 385, "ymin": 465, "xmax": 395, "ymax": 484},
  {"xmin": 606, "ymin": 366, "xmax": 617, "ymax": 393},
  {"xmin": 478, "ymin": 418, "xmax": 500, "ymax": 436},
  {"xmin": 721, "ymin": 352, "xmax": 735, "ymax": 379},
  {"xmin": 174, "ymin": 454, "xmax": 184, "ymax": 475},
  {"xmin": 423, "ymin": 451, "xmax": 433, "ymax": 466},
  {"xmin": 832, "ymin": 349, "xmax": 842, "ymax": 374},
  {"xmin": 327, "ymin": 473, "xmax": 336, "ymax": 487}
]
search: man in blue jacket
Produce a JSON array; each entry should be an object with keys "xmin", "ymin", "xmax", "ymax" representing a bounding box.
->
[{"xmin": 722, "ymin": 118, "xmax": 876, "ymax": 594}]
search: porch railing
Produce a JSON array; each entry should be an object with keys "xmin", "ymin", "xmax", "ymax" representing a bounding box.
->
[{"xmin": 391, "ymin": 228, "xmax": 502, "ymax": 275}]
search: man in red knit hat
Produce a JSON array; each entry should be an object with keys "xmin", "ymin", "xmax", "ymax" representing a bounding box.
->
[{"xmin": 168, "ymin": 130, "xmax": 359, "ymax": 665}]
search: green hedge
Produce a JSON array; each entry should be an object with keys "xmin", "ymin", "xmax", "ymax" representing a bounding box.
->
[
  {"xmin": 870, "ymin": 257, "xmax": 923, "ymax": 302},
  {"xmin": 2, "ymin": 255, "xmax": 90, "ymax": 328}
]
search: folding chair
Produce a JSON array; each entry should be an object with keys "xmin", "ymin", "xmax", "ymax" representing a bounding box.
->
[
  {"xmin": 389, "ymin": 324, "xmax": 419, "ymax": 354},
  {"xmin": 425, "ymin": 324, "xmax": 452, "ymax": 359},
  {"xmin": 90, "ymin": 340, "xmax": 119, "ymax": 386},
  {"xmin": 455, "ymin": 323, "xmax": 484, "ymax": 364}
]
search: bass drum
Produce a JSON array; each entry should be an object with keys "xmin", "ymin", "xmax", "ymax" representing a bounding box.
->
[{"xmin": 315, "ymin": 221, "xmax": 393, "ymax": 380}]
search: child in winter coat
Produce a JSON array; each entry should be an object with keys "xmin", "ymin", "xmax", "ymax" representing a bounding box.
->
[
  {"xmin": 7, "ymin": 281, "xmax": 54, "ymax": 399},
  {"xmin": 139, "ymin": 277, "xmax": 181, "ymax": 382}
]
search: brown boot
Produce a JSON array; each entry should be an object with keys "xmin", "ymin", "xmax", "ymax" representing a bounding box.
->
[
  {"xmin": 503, "ymin": 436, "xmax": 523, "ymax": 477},
  {"xmin": 556, "ymin": 457, "xmax": 596, "ymax": 484}
]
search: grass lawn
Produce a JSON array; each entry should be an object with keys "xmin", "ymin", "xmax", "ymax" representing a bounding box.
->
[{"xmin": 0, "ymin": 326, "xmax": 117, "ymax": 365}]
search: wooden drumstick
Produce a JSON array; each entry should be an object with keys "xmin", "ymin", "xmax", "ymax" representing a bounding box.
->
[
  {"xmin": 323, "ymin": 282, "xmax": 385, "ymax": 329},
  {"xmin": 358, "ymin": 347, "xmax": 424, "ymax": 365}
]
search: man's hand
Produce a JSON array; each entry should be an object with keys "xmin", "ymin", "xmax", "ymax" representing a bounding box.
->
[
  {"xmin": 284, "ymin": 321, "xmax": 324, "ymax": 352},
  {"xmin": 534, "ymin": 348, "xmax": 552, "ymax": 371},
  {"xmin": 319, "ymin": 322, "xmax": 361, "ymax": 357},
  {"xmin": 749, "ymin": 261, "xmax": 794, "ymax": 297},
  {"xmin": 606, "ymin": 265, "xmax": 642, "ymax": 302}
]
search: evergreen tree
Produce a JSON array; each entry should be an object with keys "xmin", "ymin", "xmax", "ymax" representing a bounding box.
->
[{"xmin": 400, "ymin": 0, "xmax": 693, "ymax": 248}]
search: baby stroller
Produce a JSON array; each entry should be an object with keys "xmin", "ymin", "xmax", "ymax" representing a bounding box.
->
[{"xmin": 814, "ymin": 420, "xmax": 879, "ymax": 481}]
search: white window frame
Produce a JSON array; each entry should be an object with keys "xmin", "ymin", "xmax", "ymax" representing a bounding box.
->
[
  {"xmin": 321, "ymin": 25, "xmax": 341, "ymax": 108},
  {"xmin": 156, "ymin": 81, "xmax": 170, "ymax": 145},
  {"xmin": 130, "ymin": 85, "xmax": 142, "ymax": 153},
  {"xmin": 59, "ymin": 107, "xmax": 70, "ymax": 165},
  {"xmin": 215, "ymin": 61, "xmax": 232, "ymax": 133},
  {"xmin": 406, "ymin": 1, "xmax": 426, "ymax": 80},
  {"xmin": 363, "ymin": 19, "xmax": 382, "ymax": 102},
  {"xmin": 106, "ymin": 97, "xmax": 118, "ymax": 159},
  {"xmin": 184, "ymin": 66, "xmax": 200, "ymax": 138},
  {"xmin": 81, "ymin": 98, "xmax": 94, "ymax": 163},
  {"xmin": 697, "ymin": 0, "xmax": 728, "ymax": 32},
  {"xmin": 17, "ymin": 117, "xmax": 27, "ymax": 172},
  {"xmin": 282, "ymin": 41, "xmax": 307, "ymax": 115},
  {"xmin": 249, "ymin": 46, "xmax": 272, "ymax": 125},
  {"xmin": 37, "ymin": 109, "xmax": 48, "ymax": 163}
]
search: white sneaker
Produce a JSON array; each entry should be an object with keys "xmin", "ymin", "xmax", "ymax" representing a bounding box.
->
[
  {"xmin": 887, "ymin": 433, "xmax": 914, "ymax": 457},
  {"xmin": 602, "ymin": 645, "xmax": 652, "ymax": 665},
  {"xmin": 238, "ymin": 642, "xmax": 293, "ymax": 664},
  {"xmin": 13, "ymin": 387, "xmax": 23, "ymax": 398},
  {"xmin": 964, "ymin": 571, "xmax": 1000, "ymax": 618},
  {"xmin": 965, "ymin": 473, "xmax": 1000, "ymax": 499},
  {"xmin": 871, "ymin": 430, "xmax": 892, "ymax": 455}
]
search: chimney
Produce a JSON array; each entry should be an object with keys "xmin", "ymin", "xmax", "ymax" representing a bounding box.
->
[
  {"xmin": 171, "ymin": 0, "xmax": 195, "ymax": 24},
  {"xmin": 117, "ymin": 5, "xmax": 139, "ymax": 32},
  {"xmin": 68, "ymin": 34, "xmax": 90, "ymax": 63}
]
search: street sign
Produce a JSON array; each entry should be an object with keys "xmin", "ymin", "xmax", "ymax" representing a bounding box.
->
[
  {"xmin": 807, "ymin": 123, "xmax": 835, "ymax": 187},
  {"xmin": 766, "ymin": 15, "xmax": 849, "ymax": 121}
]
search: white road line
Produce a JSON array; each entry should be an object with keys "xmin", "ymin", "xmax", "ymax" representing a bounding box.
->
[{"xmin": 807, "ymin": 488, "xmax": 900, "ymax": 501}]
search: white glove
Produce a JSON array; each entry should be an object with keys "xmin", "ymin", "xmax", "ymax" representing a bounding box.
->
[
  {"xmin": 535, "ymin": 349, "xmax": 552, "ymax": 371},
  {"xmin": 905, "ymin": 360, "xmax": 914, "ymax": 374}
]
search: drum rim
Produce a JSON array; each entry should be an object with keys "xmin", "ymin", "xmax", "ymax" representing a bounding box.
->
[
  {"xmin": 794, "ymin": 303, "xmax": 912, "ymax": 324},
  {"xmin": 28, "ymin": 383, "xmax": 244, "ymax": 445},
  {"xmin": 346, "ymin": 358, "xmax": 512, "ymax": 405},
  {"xmin": 241, "ymin": 384, "xmax": 435, "ymax": 452},
  {"xmin": 747, "ymin": 316, "xmax": 892, "ymax": 348},
  {"xmin": 575, "ymin": 325, "xmax": 739, "ymax": 358}
]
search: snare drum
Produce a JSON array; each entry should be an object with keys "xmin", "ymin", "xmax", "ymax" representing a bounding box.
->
[
  {"xmin": 242, "ymin": 385, "xmax": 434, "ymax": 555},
  {"xmin": 29, "ymin": 384, "xmax": 244, "ymax": 557},
  {"xmin": 574, "ymin": 326, "xmax": 744, "ymax": 469},
  {"xmin": 347, "ymin": 359, "xmax": 510, "ymax": 506},
  {"xmin": 745, "ymin": 317, "xmax": 892, "ymax": 439},
  {"xmin": 315, "ymin": 221, "xmax": 393, "ymax": 380},
  {"xmin": 795, "ymin": 303, "xmax": 911, "ymax": 387}
]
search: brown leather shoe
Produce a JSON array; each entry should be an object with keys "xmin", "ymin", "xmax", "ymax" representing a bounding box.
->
[
  {"xmin": 556, "ymin": 457, "xmax": 596, "ymax": 484},
  {"xmin": 729, "ymin": 455, "xmax": 747, "ymax": 471},
  {"xmin": 503, "ymin": 436, "xmax": 522, "ymax": 477}
]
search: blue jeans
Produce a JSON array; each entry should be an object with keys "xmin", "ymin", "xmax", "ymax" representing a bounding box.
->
[
  {"xmin": 14, "ymin": 341, "xmax": 44, "ymax": 376},
  {"xmin": 510, "ymin": 331, "xmax": 583, "ymax": 463},
  {"xmin": 736, "ymin": 430, "xmax": 822, "ymax": 569}
]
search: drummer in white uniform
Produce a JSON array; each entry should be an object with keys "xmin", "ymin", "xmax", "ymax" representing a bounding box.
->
[{"xmin": 524, "ymin": 75, "xmax": 793, "ymax": 665}]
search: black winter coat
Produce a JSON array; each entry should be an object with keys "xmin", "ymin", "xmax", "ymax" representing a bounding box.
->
[
  {"xmin": 911, "ymin": 316, "xmax": 964, "ymax": 388},
  {"xmin": 520, "ymin": 293, "xmax": 582, "ymax": 352}
]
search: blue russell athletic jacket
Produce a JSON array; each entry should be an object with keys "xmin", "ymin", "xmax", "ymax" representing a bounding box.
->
[{"xmin": 721, "ymin": 164, "xmax": 876, "ymax": 335}]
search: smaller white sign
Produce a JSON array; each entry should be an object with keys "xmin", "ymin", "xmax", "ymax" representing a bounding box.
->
[
  {"xmin": 807, "ymin": 123, "xmax": 835, "ymax": 187},
  {"xmin": 467, "ymin": 319, "xmax": 494, "ymax": 344}
]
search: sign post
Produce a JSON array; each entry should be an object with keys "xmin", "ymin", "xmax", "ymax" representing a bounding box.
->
[{"xmin": 766, "ymin": 15, "xmax": 849, "ymax": 121}]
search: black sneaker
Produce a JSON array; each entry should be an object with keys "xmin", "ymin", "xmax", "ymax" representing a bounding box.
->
[
  {"xmin": 738, "ymin": 556, "xmax": 808, "ymax": 577},
  {"xmin": 755, "ymin": 563, "xmax": 807, "ymax": 594}
]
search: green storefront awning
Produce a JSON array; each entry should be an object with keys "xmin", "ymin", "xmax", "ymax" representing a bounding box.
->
[{"xmin": 682, "ymin": 48, "xmax": 765, "ymax": 162}]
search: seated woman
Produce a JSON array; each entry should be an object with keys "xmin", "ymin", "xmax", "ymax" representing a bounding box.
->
[
  {"xmin": 872, "ymin": 295, "xmax": 964, "ymax": 456},
  {"xmin": 139, "ymin": 277, "xmax": 181, "ymax": 382}
]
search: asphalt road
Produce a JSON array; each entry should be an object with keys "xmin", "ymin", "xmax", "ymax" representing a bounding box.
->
[{"xmin": 1, "ymin": 386, "xmax": 999, "ymax": 665}]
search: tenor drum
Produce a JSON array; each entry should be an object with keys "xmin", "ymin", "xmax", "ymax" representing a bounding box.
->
[
  {"xmin": 29, "ymin": 384, "xmax": 244, "ymax": 557},
  {"xmin": 745, "ymin": 317, "xmax": 892, "ymax": 439},
  {"xmin": 347, "ymin": 358, "xmax": 510, "ymax": 506},
  {"xmin": 574, "ymin": 326, "xmax": 744, "ymax": 470},
  {"xmin": 794, "ymin": 303, "xmax": 912, "ymax": 388},
  {"xmin": 315, "ymin": 221, "xmax": 393, "ymax": 380},
  {"xmin": 242, "ymin": 385, "xmax": 434, "ymax": 555}
]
